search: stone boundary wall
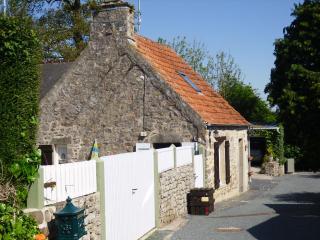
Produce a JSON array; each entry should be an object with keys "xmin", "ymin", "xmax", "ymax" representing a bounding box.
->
[
  {"xmin": 159, "ymin": 164, "xmax": 194, "ymax": 226},
  {"xmin": 24, "ymin": 192, "xmax": 101, "ymax": 240},
  {"xmin": 265, "ymin": 161, "xmax": 285, "ymax": 176}
]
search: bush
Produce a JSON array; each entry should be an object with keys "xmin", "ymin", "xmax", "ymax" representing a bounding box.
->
[
  {"xmin": 284, "ymin": 144, "xmax": 302, "ymax": 159},
  {"xmin": 0, "ymin": 16, "xmax": 41, "ymax": 206},
  {"xmin": 0, "ymin": 203, "xmax": 39, "ymax": 240}
]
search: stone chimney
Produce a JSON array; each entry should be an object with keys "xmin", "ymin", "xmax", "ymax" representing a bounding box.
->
[{"xmin": 90, "ymin": 0, "xmax": 135, "ymax": 43}]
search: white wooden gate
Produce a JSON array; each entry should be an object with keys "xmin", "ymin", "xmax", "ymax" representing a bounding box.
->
[
  {"xmin": 101, "ymin": 150, "xmax": 155, "ymax": 240},
  {"xmin": 194, "ymin": 154, "xmax": 204, "ymax": 188}
]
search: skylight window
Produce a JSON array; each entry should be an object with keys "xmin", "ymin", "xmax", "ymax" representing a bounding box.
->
[{"xmin": 178, "ymin": 72, "xmax": 202, "ymax": 93}]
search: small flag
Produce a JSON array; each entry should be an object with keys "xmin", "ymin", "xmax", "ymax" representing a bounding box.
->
[{"xmin": 90, "ymin": 139, "xmax": 99, "ymax": 160}]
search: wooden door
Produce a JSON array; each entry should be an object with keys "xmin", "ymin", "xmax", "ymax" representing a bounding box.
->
[{"xmin": 239, "ymin": 139, "xmax": 244, "ymax": 192}]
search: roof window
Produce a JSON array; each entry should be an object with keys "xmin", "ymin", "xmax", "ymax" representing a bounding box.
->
[{"xmin": 178, "ymin": 72, "xmax": 202, "ymax": 93}]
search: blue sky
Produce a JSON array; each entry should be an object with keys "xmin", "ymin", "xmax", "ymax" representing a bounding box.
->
[{"xmin": 128, "ymin": 0, "xmax": 303, "ymax": 99}]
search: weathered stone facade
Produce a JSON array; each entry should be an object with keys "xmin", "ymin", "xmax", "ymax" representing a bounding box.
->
[
  {"xmin": 159, "ymin": 164, "xmax": 195, "ymax": 226},
  {"xmin": 38, "ymin": 4, "xmax": 201, "ymax": 160},
  {"xmin": 204, "ymin": 129, "xmax": 249, "ymax": 202},
  {"xmin": 24, "ymin": 193, "xmax": 100, "ymax": 240}
]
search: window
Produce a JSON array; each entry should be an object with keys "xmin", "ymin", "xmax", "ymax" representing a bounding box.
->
[
  {"xmin": 55, "ymin": 144, "xmax": 68, "ymax": 164},
  {"xmin": 214, "ymin": 137, "xmax": 230, "ymax": 188},
  {"xmin": 219, "ymin": 142, "xmax": 226, "ymax": 185},
  {"xmin": 178, "ymin": 72, "xmax": 202, "ymax": 93}
]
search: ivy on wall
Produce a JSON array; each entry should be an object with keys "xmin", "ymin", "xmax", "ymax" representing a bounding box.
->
[
  {"xmin": 249, "ymin": 125, "xmax": 285, "ymax": 165},
  {"xmin": 0, "ymin": 16, "xmax": 41, "ymax": 206}
]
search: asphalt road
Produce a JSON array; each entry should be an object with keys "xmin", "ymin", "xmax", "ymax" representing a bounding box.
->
[{"xmin": 148, "ymin": 172, "xmax": 320, "ymax": 240}]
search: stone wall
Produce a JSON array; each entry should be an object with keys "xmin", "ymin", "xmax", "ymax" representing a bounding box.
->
[
  {"xmin": 38, "ymin": 4, "xmax": 201, "ymax": 161},
  {"xmin": 24, "ymin": 192, "xmax": 100, "ymax": 240},
  {"xmin": 204, "ymin": 129, "xmax": 249, "ymax": 202},
  {"xmin": 265, "ymin": 161, "xmax": 285, "ymax": 177},
  {"xmin": 159, "ymin": 164, "xmax": 194, "ymax": 226}
]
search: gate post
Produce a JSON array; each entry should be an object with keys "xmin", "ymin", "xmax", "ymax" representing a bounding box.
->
[
  {"xmin": 27, "ymin": 167, "xmax": 44, "ymax": 209},
  {"xmin": 96, "ymin": 159, "xmax": 106, "ymax": 240},
  {"xmin": 171, "ymin": 144, "xmax": 177, "ymax": 168},
  {"xmin": 153, "ymin": 149, "xmax": 161, "ymax": 228}
]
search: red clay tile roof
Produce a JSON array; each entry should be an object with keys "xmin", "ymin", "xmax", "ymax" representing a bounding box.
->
[{"xmin": 134, "ymin": 35, "xmax": 249, "ymax": 126}]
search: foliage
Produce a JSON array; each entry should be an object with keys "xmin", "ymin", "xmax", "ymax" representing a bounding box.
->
[
  {"xmin": 265, "ymin": 0, "xmax": 320, "ymax": 170},
  {"xmin": 159, "ymin": 36, "xmax": 276, "ymax": 124},
  {"xmin": 284, "ymin": 144, "xmax": 303, "ymax": 168},
  {"xmin": 284, "ymin": 144, "xmax": 302, "ymax": 159},
  {"xmin": 0, "ymin": 203, "xmax": 39, "ymax": 240},
  {"xmin": 224, "ymin": 81, "xmax": 276, "ymax": 124},
  {"xmin": 250, "ymin": 125, "xmax": 285, "ymax": 165},
  {"xmin": 0, "ymin": 16, "xmax": 41, "ymax": 206},
  {"xmin": 3, "ymin": 0, "xmax": 43, "ymax": 16},
  {"xmin": 36, "ymin": 0, "xmax": 99, "ymax": 61},
  {"xmin": 5, "ymin": 0, "xmax": 99, "ymax": 61}
]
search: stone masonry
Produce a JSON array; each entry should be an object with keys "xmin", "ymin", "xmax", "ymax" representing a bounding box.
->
[
  {"xmin": 38, "ymin": 3, "xmax": 200, "ymax": 160},
  {"xmin": 159, "ymin": 164, "xmax": 195, "ymax": 226},
  {"xmin": 265, "ymin": 161, "xmax": 285, "ymax": 177},
  {"xmin": 24, "ymin": 192, "xmax": 100, "ymax": 240},
  {"xmin": 204, "ymin": 129, "xmax": 249, "ymax": 202}
]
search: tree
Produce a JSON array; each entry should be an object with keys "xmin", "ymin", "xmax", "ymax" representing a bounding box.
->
[
  {"xmin": 226, "ymin": 81, "xmax": 276, "ymax": 124},
  {"xmin": 159, "ymin": 36, "xmax": 276, "ymax": 124},
  {"xmin": 36, "ymin": 0, "xmax": 98, "ymax": 61},
  {"xmin": 265, "ymin": 0, "xmax": 320, "ymax": 170},
  {"xmin": 5, "ymin": 0, "xmax": 98, "ymax": 61}
]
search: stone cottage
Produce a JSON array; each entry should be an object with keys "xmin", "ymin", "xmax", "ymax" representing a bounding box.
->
[{"xmin": 38, "ymin": 0, "xmax": 249, "ymax": 201}]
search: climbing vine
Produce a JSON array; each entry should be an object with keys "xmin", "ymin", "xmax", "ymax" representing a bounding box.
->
[{"xmin": 249, "ymin": 125, "xmax": 285, "ymax": 165}]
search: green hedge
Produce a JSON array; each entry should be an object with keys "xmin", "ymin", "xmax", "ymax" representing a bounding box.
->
[{"xmin": 0, "ymin": 16, "xmax": 41, "ymax": 205}]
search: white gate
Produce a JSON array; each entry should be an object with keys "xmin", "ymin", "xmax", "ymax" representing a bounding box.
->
[
  {"xmin": 101, "ymin": 150, "xmax": 155, "ymax": 240},
  {"xmin": 194, "ymin": 154, "xmax": 204, "ymax": 188},
  {"xmin": 42, "ymin": 161, "xmax": 96, "ymax": 205}
]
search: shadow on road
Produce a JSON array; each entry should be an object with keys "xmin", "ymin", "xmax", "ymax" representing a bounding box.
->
[
  {"xmin": 275, "ymin": 192, "xmax": 320, "ymax": 203},
  {"xmin": 248, "ymin": 192, "xmax": 320, "ymax": 240},
  {"xmin": 298, "ymin": 173, "xmax": 320, "ymax": 179}
]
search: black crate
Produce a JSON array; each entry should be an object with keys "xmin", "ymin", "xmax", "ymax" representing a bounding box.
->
[
  {"xmin": 188, "ymin": 205, "xmax": 214, "ymax": 216},
  {"xmin": 187, "ymin": 198, "xmax": 214, "ymax": 207},
  {"xmin": 187, "ymin": 188, "xmax": 215, "ymax": 215},
  {"xmin": 189, "ymin": 188, "xmax": 214, "ymax": 197}
]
